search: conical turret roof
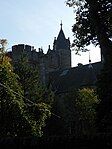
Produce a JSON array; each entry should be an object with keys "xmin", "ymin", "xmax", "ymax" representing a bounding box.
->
[
  {"xmin": 56, "ymin": 22, "xmax": 68, "ymax": 49},
  {"xmin": 57, "ymin": 22, "xmax": 66, "ymax": 41}
]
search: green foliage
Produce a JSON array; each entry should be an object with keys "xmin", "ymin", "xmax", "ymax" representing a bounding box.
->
[
  {"xmin": 0, "ymin": 42, "xmax": 53, "ymax": 137},
  {"xmin": 13, "ymin": 55, "xmax": 39, "ymax": 101},
  {"xmin": 13, "ymin": 54, "xmax": 54, "ymax": 137},
  {"xmin": 13, "ymin": 54, "xmax": 54, "ymax": 104},
  {"xmin": 57, "ymin": 88, "xmax": 98, "ymax": 136},
  {"xmin": 55, "ymin": 92, "xmax": 77, "ymax": 135},
  {"xmin": 49, "ymin": 88, "xmax": 98, "ymax": 136},
  {"xmin": 0, "ymin": 56, "xmax": 31, "ymax": 137},
  {"xmin": 66, "ymin": 0, "xmax": 112, "ymax": 134},
  {"xmin": 75, "ymin": 88, "xmax": 99, "ymax": 135}
]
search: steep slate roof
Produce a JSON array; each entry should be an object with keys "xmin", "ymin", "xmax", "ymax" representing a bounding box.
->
[
  {"xmin": 57, "ymin": 28, "xmax": 66, "ymax": 41},
  {"xmin": 56, "ymin": 25, "xmax": 69, "ymax": 50},
  {"xmin": 49, "ymin": 62, "xmax": 102, "ymax": 94}
]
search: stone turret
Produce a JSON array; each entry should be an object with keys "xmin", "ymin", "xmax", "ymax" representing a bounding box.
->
[
  {"xmin": 8, "ymin": 22, "xmax": 72, "ymax": 85},
  {"xmin": 53, "ymin": 22, "xmax": 71, "ymax": 69},
  {"xmin": 12, "ymin": 44, "xmax": 32, "ymax": 62}
]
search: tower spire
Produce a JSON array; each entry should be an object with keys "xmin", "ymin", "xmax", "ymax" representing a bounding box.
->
[
  {"xmin": 60, "ymin": 20, "xmax": 63, "ymax": 29},
  {"xmin": 89, "ymin": 51, "xmax": 91, "ymax": 64},
  {"xmin": 88, "ymin": 51, "xmax": 93, "ymax": 68}
]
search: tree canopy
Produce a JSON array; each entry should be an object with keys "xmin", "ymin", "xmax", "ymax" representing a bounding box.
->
[
  {"xmin": 66, "ymin": 0, "xmax": 112, "ymax": 133},
  {"xmin": 0, "ymin": 40, "xmax": 33, "ymax": 137},
  {"xmin": 13, "ymin": 54, "xmax": 54, "ymax": 136},
  {"xmin": 66, "ymin": 0, "xmax": 112, "ymax": 61},
  {"xmin": 75, "ymin": 88, "xmax": 98, "ymax": 135},
  {"xmin": 0, "ymin": 40, "xmax": 53, "ymax": 137}
]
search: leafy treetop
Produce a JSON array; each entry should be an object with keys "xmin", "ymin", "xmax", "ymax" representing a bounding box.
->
[{"xmin": 66, "ymin": 0, "xmax": 112, "ymax": 59}]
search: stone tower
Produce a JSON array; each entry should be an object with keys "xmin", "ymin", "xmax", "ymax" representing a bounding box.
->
[
  {"xmin": 53, "ymin": 22, "xmax": 71, "ymax": 69},
  {"xmin": 8, "ymin": 22, "xmax": 71, "ymax": 84}
]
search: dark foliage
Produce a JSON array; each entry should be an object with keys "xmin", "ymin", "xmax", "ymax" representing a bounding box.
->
[
  {"xmin": 96, "ymin": 57, "xmax": 112, "ymax": 132},
  {"xmin": 66, "ymin": 0, "xmax": 112, "ymax": 133},
  {"xmin": 66, "ymin": 0, "xmax": 112, "ymax": 56},
  {"xmin": 0, "ymin": 134, "xmax": 111, "ymax": 149}
]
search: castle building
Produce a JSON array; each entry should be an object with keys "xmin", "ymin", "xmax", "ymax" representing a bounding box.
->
[
  {"xmin": 7, "ymin": 23, "xmax": 102, "ymax": 93},
  {"xmin": 8, "ymin": 23, "xmax": 71, "ymax": 84}
]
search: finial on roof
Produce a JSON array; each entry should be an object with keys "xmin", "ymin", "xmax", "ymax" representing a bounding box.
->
[
  {"xmin": 48, "ymin": 45, "xmax": 50, "ymax": 50},
  {"xmin": 60, "ymin": 20, "xmax": 63, "ymax": 29},
  {"xmin": 54, "ymin": 37, "xmax": 56, "ymax": 40},
  {"xmin": 89, "ymin": 51, "xmax": 91, "ymax": 63},
  {"xmin": 88, "ymin": 51, "xmax": 93, "ymax": 68}
]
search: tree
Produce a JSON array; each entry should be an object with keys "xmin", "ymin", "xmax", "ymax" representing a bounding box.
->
[
  {"xmin": 75, "ymin": 88, "xmax": 98, "ymax": 136},
  {"xmin": 13, "ymin": 53, "xmax": 54, "ymax": 136},
  {"xmin": 46, "ymin": 88, "xmax": 98, "ymax": 136},
  {"xmin": 13, "ymin": 54, "xmax": 53, "ymax": 104},
  {"xmin": 66, "ymin": 0, "xmax": 112, "ymax": 60},
  {"xmin": 0, "ymin": 40, "xmax": 34, "ymax": 137},
  {"xmin": 96, "ymin": 62, "xmax": 112, "ymax": 132},
  {"xmin": 53, "ymin": 92, "xmax": 76, "ymax": 135},
  {"xmin": 0, "ymin": 40, "xmax": 53, "ymax": 137},
  {"xmin": 66, "ymin": 0, "xmax": 112, "ymax": 133}
]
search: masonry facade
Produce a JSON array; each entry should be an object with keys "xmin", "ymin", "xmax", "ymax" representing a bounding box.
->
[
  {"xmin": 7, "ymin": 23, "xmax": 102, "ymax": 93},
  {"xmin": 9, "ymin": 23, "xmax": 71, "ymax": 84}
]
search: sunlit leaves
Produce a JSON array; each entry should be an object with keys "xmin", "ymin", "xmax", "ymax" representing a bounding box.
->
[
  {"xmin": 0, "ymin": 41, "xmax": 53, "ymax": 137},
  {"xmin": 13, "ymin": 54, "xmax": 54, "ymax": 137},
  {"xmin": 75, "ymin": 88, "xmax": 99, "ymax": 135}
]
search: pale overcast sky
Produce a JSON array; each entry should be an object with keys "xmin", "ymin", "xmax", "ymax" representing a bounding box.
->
[{"xmin": 0, "ymin": 0, "xmax": 101, "ymax": 67}]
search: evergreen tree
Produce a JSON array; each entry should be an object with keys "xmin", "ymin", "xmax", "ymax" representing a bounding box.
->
[
  {"xmin": 13, "ymin": 53, "xmax": 54, "ymax": 136},
  {"xmin": 13, "ymin": 54, "xmax": 53, "ymax": 104}
]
